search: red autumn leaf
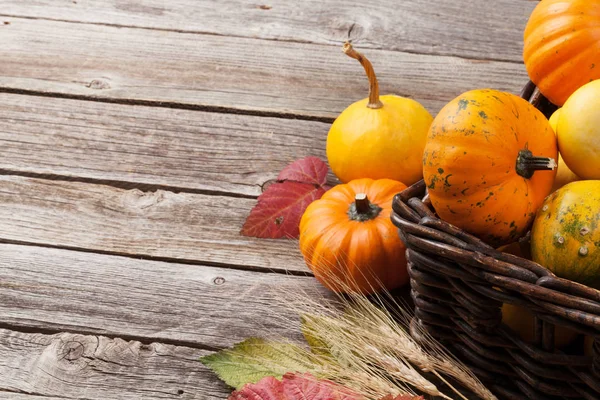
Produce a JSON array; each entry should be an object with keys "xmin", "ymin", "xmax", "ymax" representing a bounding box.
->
[
  {"xmin": 241, "ymin": 182, "xmax": 326, "ymax": 238},
  {"xmin": 229, "ymin": 373, "xmax": 363, "ymax": 400},
  {"xmin": 241, "ymin": 157, "xmax": 330, "ymax": 239},
  {"xmin": 277, "ymin": 156, "xmax": 329, "ymax": 187}
]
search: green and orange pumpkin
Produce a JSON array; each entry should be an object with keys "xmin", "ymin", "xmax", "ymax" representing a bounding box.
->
[
  {"xmin": 532, "ymin": 181, "xmax": 600, "ymax": 289},
  {"xmin": 423, "ymin": 89, "xmax": 558, "ymax": 246}
]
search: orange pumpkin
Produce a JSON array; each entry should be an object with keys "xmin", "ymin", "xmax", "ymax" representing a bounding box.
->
[
  {"xmin": 423, "ymin": 89, "xmax": 558, "ymax": 246},
  {"xmin": 299, "ymin": 178, "xmax": 408, "ymax": 294},
  {"xmin": 523, "ymin": 0, "xmax": 600, "ymax": 106}
]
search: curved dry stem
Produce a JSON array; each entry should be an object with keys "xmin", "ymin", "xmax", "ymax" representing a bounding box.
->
[{"xmin": 343, "ymin": 42, "xmax": 383, "ymax": 109}]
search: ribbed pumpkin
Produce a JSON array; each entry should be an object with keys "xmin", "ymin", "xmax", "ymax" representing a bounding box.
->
[
  {"xmin": 531, "ymin": 181, "xmax": 600, "ymax": 289},
  {"xmin": 523, "ymin": 0, "xmax": 600, "ymax": 106},
  {"xmin": 423, "ymin": 89, "xmax": 558, "ymax": 246},
  {"xmin": 299, "ymin": 178, "xmax": 408, "ymax": 294}
]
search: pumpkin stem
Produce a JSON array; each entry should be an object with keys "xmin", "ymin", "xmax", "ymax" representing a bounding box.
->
[
  {"xmin": 355, "ymin": 193, "xmax": 371, "ymax": 213},
  {"xmin": 349, "ymin": 193, "xmax": 383, "ymax": 222},
  {"xmin": 343, "ymin": 42, "xmax": 383, "ymax": 109},
  {"xmin": 516, "ymin": 149, "xmax": 557, "ymax": 179}
]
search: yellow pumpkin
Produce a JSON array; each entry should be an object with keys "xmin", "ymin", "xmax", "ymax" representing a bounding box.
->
[
  {"xmin": 532, "ymin": 181, "xmax": 600, "ymax": 288},
  {"xmin": 502, "ymin": 303, "xmax": 577, "ymax": 348},
  {"xmin": 326, "ymin": 43, "xmax": 433, "ymax": 186},
  {"xmin": 556, "ymin": 80, "xmax": 600, "ymax": 179},
  {"xmin": 548, "ymin": 109, "xmax": 579, "ymax": 191},
  {"xmin": 423, "ymin": 89, "xmax": 558, "ymax": 246},
  {"xmin": 299, "ymin": 178, "xmax": 408, "ymax": 294}
]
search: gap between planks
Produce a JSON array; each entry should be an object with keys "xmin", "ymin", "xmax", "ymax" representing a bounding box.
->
[
  {"xmin": 0, "ymin": 237, "xmax": 313, "ymax": 277},
  {"xmin": 0, "ymin": 168, "xmax": 260, "ymax": 200},
  {"xmin": 0, "ymin": 87, "xmax": 336, "ymax": 124},
  {"xmin": 0, "ymin": 320, "xmax": 221, "ymax": 353}
]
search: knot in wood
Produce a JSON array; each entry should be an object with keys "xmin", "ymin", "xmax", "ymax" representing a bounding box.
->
[
  {"xmin": 86, "ymin": 79, "xmax": 111, "ymax": 90},
  {"xmin": 61, "ymin": 340, "xmax": 85, "ymax": 361},
  {"xmin": 213, "ymin": 276, "xmax": 225, "ymax": 285},
  {"xmin": 122, "ymin": 189, "xmax": 166, "ymax": 210},
  {"xmin": 330, "ymin": 18, "xmax": 367, "ymax": 41}
]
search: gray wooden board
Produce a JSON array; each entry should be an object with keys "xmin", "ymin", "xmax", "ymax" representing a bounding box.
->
[
  {"xmin": 0, "ymin": 395, "xmax": 68, "ymax": 399},
  {"xmin": 1, "ymin": 0, "xmax": 536, "ymax": 63},
  {"xmin": 0, "ymin": 18, "xmax": 529, "ymax": 119},
  {"xmin": 0, "ymin": 243, "xmax": 327, "ymax": 347},
  {"xmin": 0, "ymin": 175, "xmax": 308, "ymax": 272},
  {"xmin": 0, "ymin": 93, "xmax": 329, "ymax": 198},
  {"xmin": 0, "ymin": 328, "xmax": 230, "ymax": 399}
]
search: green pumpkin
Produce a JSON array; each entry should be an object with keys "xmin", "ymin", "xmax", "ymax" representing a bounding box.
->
[{"xmin": 531, "ymin": 181, "xmax": 600, "ymax": 288}]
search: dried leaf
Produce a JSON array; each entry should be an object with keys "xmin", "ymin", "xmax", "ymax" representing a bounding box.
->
[
  {"xmin": 241, "ymin": 157, "xmax": 330, "ymax": 239},
  {"xmin": 277, "ymin": 156, "xmax": 329, "ymax": 187},
  {"xmin": 230, "ymin": 373, "xmax": 364, "ymax": 400},
  {"xmin": 200, "ymin": 338, "xmax": 319, "ymax": 390},
  {"xmin": 379, "ymin": 395, "xmax": 425, "ymax": 400},
  {"xmin": 301, "ymin": 315, "xmax": 332, "ymax": 358},
  {"xmin": 241, "ymin": 181, "xmax": 326, "ymax": 238}
]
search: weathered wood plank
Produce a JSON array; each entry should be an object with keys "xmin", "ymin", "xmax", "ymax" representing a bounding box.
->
[
  {"xmin": 0, "ymin": 175, "xmax": 307, "ymax": 272},
  {"xmin": 0, "ymin": 394, "xmax": 67, "ymax": 399},
  {"xmin": 0, "ymin": 18, "xmax": 529, "ymax": 119},
  {"xmin": 0, "ymin": 329, "xmax": 230, "ymax": 399},
  {"xmin": 0, "ymin": 93, "xmax": 328, "ymax": 198},
  {"xmin": 1, "ymin": 0, "xmax": 536, "ymax": 63},
  {"xmin": 0, "ymin": 243, "xmax": 325, "ymax": 346}
]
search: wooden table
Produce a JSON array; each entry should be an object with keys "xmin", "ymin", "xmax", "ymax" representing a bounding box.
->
[{"xmin": 0, "ymin": 1, "xmax": 535, "ymax": 398}]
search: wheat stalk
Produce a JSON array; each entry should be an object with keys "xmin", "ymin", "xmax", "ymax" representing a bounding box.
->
[{"xmin": 267, "ymin": 242, "xmax": 498, "ymax": 400}]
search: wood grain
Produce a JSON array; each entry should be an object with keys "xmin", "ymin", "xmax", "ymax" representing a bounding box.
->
[
  {"xmin": 0, "ymin": 175, "xmax": 308, "ymax": 272},
  {"xmin": 1, "ymin": 0, "xmax": 536, "ymax": 63},
  {"xmin": 0, "ymin": 243, "xmax": 326, "ymax": 347},
  {"xmin": 0, "ymin": 18, "xmax": 529, "ymax": 119},
  {"xmin": 0, "ymin": 93, "xmax": 329, "ymax": 198},
  {"xmin": 0, "ymin": 328, "xmax": 230, "ymax": 399}
]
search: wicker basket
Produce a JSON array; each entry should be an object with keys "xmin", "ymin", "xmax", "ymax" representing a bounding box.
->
[{"xmin": 391, "ymin": 82, "xmax": 600, "ymax": 400}]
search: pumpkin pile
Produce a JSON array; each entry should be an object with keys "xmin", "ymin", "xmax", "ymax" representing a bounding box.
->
[{"xmin": 294, "ymin": 0, "xmax": 600, "ymax": 349}]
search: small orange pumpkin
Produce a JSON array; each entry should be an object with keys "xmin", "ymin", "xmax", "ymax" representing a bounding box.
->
[
  {"xmin": 299, "ymin": 178, "xmax": 408, "ymax": 294},
  {"xmin": 423, "ymin": 89, "xmax": 558, "ymax": 246},
  {"xmin": 523, "ymin": 0, "xmax": 600, "ymax": 106}
]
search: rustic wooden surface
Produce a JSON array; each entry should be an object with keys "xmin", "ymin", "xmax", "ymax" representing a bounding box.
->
[
  {"xmin": 0, "ymin": 18, "xmax": 528, "ymax": 119},
  {"xmin": 0, "ymin": 329, "xmax": 231, "ymax": 399},
  {"xmin": 0, "ymin": 0, "xmax": 536, "ymax": 398}
]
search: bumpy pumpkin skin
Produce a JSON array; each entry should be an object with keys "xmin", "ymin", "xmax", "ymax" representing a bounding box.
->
[
  {"xmin": 523, "ymin": 0, "xmax": 600, "ymax": 106},
  {"xmin": 423, "ymin": 89, "xmax": 557, "ymax": 246},
  {"xmin": 299, "ymin": 178, "xmax": 408, "ymax": 294},
  {"xmin": 531, "ymin": 181, "xmax": 600, "ymax": 289},
  {"xmin": 327, "ymin": 95, "xmax": 433, "ymax": 186}
]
